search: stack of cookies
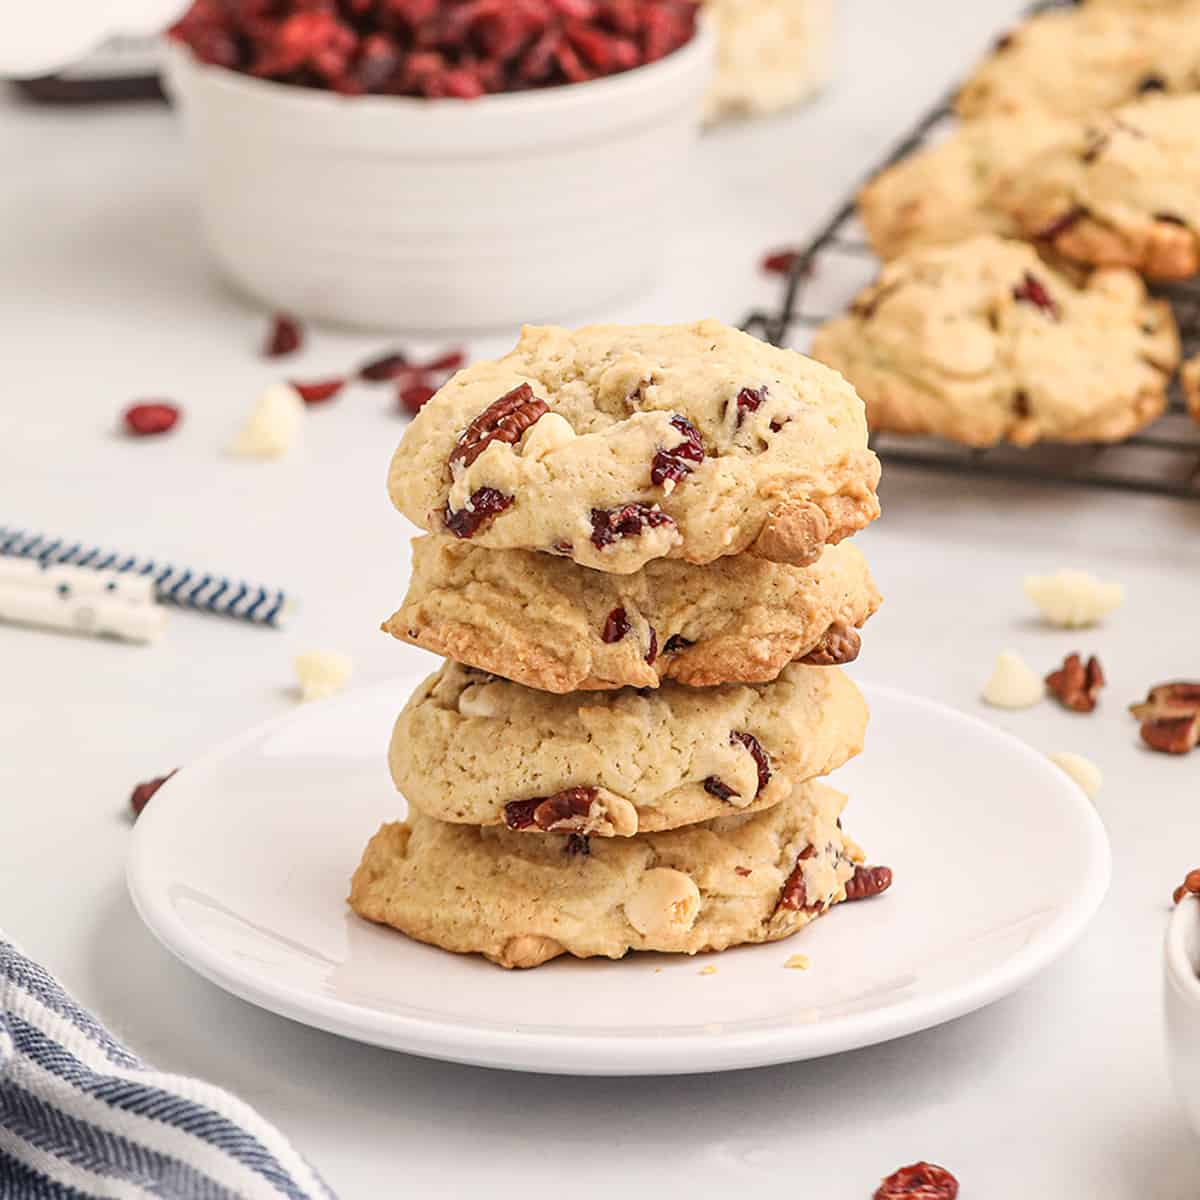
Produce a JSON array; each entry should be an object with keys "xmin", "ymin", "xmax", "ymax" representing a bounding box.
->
[
  {"xmin": 810, "ymin": 1, "xmax": 1200, "ymax": 445},
  {"xmin": 349, "ymin": 320, "xmax": 890, "ymax": 969}
]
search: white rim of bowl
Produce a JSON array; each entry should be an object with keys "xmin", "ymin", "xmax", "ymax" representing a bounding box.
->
[
  {"xmin": 164, "ymin": 16, "xmax": 715, "ymax": 116},
  {"xmin": 1167, "ymin": 897, "xmax": 1200, "ymax": 1001}
]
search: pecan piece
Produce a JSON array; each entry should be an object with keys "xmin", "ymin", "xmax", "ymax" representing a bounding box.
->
[
  {"xmin": 448, "ymin": 383, "xmax": 548, "ymax": 471},
  {"xmin": 800, "ymin": 623, "xmax": 862, "ymax": 666},
  {"xmin": 844, "ymin": 865, "xmax": 893, "ymax": 902},
  {"xmin": 1045, "ymin": 653, "xmax": 1104, "ymax": 713},
  {"xmin": 663, "ymin": 634, "xmax": 694, "ymax": 654},
  {"xmin": 443, "ymin": 487, "xmax": 513, "ymax": 539},
  {"xmin": 874, "ymin": 1162, "xmax": 958, "ymax": 1200},
  {"xmin": 503, "ymin": 786, "xmax": 598, "ymax": 832},
  {"xmin": 1142, "ymin": 714, "xmax": 1200, "ymax": 755},
  {"xmin": 777, "ymin": 846, "xmax": 816, "ymax": 912},
  {"xmin": 1130, "ymin": 682, "xmax": 1200, "ymax": 755},
  {"xmin": 1174, "ymin": 868, "xmax": 1200, "ymax": 904}
]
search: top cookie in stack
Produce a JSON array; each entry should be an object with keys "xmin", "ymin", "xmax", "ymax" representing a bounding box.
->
[{"xmin": 350, "ymin": 320, "xmax": 886, "ymax": 968}]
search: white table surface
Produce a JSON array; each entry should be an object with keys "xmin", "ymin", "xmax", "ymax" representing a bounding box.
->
[{"xmin": 4, "ymin": 3, "xmax": 1200, "ymax": 1196}]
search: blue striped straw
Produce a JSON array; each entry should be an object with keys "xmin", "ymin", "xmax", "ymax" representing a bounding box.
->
[{"xmin": 0, "ymin": 527, "xmax": 291, "ymax": 628}]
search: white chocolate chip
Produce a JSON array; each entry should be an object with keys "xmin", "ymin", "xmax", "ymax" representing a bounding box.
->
[
  {"xmin": 294, "ymin": 651, "xmax": 353, "ymax": 702},
  {"xmin": 1050, "ymin": 752, "xmax": 1103, "ymax": 799},
  {"xmin": 519, "ymin": 411, "xmax": 575, "ymax": 460},
  {"xmin": 982, "ymin": 651, "xmax": 1045, "ymax": 709},
  {"xmin": 457, "ymin": 683, "xmax": 502, "ymax": 718},
  {"xmin": 230, "ymin": 383, "xmax": 304, "ymax": 459},
  {"xmin": 590, "ymin": 792, "xmax": 638, "ymax": 838},
  {"xmin": 624, "ymin": 868, "xmax": 701, "ymax": 938},
  {"xmin": 1024, "ymin": 570, "xmax": 1123, "ymax": 629}
]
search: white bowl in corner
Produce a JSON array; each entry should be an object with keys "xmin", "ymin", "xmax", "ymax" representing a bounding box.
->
[
  {"xmin": 163, "ymin": 26, "xmax": 714, "ymax": 333},
  {"xmin": 1165, "ymin": 896, "xmax": 1200, "ymax": 1134}
]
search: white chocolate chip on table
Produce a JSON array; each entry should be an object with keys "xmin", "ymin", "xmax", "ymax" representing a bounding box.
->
[
  {"xmin": 1049, "ymin": 753, "xmax": 1103, "ymax": 800},
  {"xmin": 1024, "ymin": 570, "xmax": 1123, "ymax": 629},
  {"xmin": 230, "ymin": 383, "xmax": 304, "ymax": 460},
  {"xmin": 982, "ymin": 651, "xmax": 1045, "ymax": 709},
  {"xmin": 294, "ymin": 651, "xmax": 353, "ymax": 702}
]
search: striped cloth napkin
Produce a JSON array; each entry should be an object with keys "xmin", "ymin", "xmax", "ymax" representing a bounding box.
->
[{"xmin": 0, "ymin": 934, "xmax": 334, "ymax": 1199}]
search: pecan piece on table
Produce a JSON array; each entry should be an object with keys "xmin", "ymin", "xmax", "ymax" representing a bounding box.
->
[
  {"xmin": 448, "ymin": 383, "xmax": 548, "ymax": 471},
  {"xmin": 504, "ymin": 786, "xmax": 598, "ymax": 832},
  {"xmin": 800, "ymin": 622, "xmax": 862, "ymax": 666},
  {"xmin": 874, "ymin": 1161, "xmax": 959, "ymax": 1200},
  {"xmin": 844, "ymin": 865, "xmax": 893, "ymax": 902},
  {"xmin": 1045, "ymin": 653, "xmax": 1104, "ymax": 713},
  {"xmin": 1173, "ymin": 868, "xmax": 1200, "ymax": 905},
  {"xmin": 1130, "ymin": 681, "xmax": 1200, "ymax": 755}
]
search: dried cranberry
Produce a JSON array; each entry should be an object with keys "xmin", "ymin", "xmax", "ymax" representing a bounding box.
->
[
  {"xmin": 1011, "ymin": 272, "xmax": 1058, "ymax": 319},
  {"xmin": 450, "ymin": 384, "xmax": 549, "ymax": 470},
  {"xmin": 400, "ymin": 383, "xmax": 438, "ymax": 415},
  {"xmin": 730, "ymin": 731, "xmax": 770, "ymax": 795},
  {"xmin": 1037, "ymin": 206, "xmax": 1085, "ymax": 242},
  {"xmin": 291, "ymin": 378, "xmax": 345, "ymax": 405},
  {"xmin": 703, "ymin": 776, "xmax": 738, "ymax": 801},
  {"xmin": 874, "ymin": 1162, "xmax": 958, "ymax": 1200},
  {"xmin": 359, "ymin": 351, "xmax": 409, "ymax": 382},
  {"xmin": 761, "ymin": 247, "xmax": 803, "ymax": 276},
  {"xmin": 130, "ymin": 771, "xmax": 177, "ymax": 818},
  {"xmin": 650, "ymin": 414, "xmax": 705, "ymax": 487},
  {"xmin": 735, "ymin": 385, "xmax": 768, "ymax": 427},
  {"xmin": 663, "ymin": 634, "xmax": 694, "ymax": 654},
  {"xmin": 263, "ymin": 313, "xmax": 302, "ymax": 358},
  {"xmin": 123, "ymin": 402, "xmax": 181, "ymax": 437},
  {"xmin": 421, "ymin": 349, "xmax": 467, "ymax": 374},
  {"xmin": 645, "ymin": 626, "xmax": 658, "ymax": 665},
  {"xmin": 589, "ymin": 504, "xmax": 674, "ymax": 549},
  {"xmin": 602, "ymin": 607, "xmax": 631, "ymax": 643},
  {"xmin": 444, "ymin": 487, "xmax": 513, "ymax": 538}
]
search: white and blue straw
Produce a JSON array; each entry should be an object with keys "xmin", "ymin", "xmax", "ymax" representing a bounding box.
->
[{"xmin": 0, "ymin": 527, "xmax": 291, "ymax": 629}]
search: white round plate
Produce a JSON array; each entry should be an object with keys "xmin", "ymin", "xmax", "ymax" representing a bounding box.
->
[{"xmin": 127, "ymin": 673, "xmax": 1110, "ymax": 1076}]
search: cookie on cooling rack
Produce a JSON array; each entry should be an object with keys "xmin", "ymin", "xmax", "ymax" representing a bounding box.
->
[
  {"xmin": 389, "ymin": 661, "xmax": 867, "ymax": 837},
  {"xmin": 956, "ymin": 6, "xmax": 1200, "ymax": 121},
  {"xmin": 386, "ymin": 320, "xmax": 880, "ymax": 575},
  {"xmin": 348, "ymin": 781, "xmax": 888, "ymax": 968},
  {"xmin": 993, "ymin": 94, "xmax": 1200, "ymax": 281},
  {"xmin": 1183, "ymin": 356, "xmax": 1200, "ymax": 423},
  {"xmin": 384, "ymin": 536, "xmax": 880, "ymax": 693},
  {"xmin": 858, "ymin": 114, "xmax": 1073, "ymax": 260},
  {"xmin": 809, "ymin": 235, "xmax": 1180, "ymax": 447}
]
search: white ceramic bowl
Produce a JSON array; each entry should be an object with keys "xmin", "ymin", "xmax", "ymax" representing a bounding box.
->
[
  {"xmin": 1165, "ymin": 897, "xmax": 1200, "ymax": 1133},
  {"xmin": 163, "ymin": 27, "xmax": 714, "ymax": 332}
]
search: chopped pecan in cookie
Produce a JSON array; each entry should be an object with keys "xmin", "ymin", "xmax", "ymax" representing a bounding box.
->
[
  {"xmin": 800, "ymin": 622, "xmax": 862, "ymax": 666},
  {"xmin": 1131, "ymin": 682, "xmax": 1200, "ymax": 755},
  {"xmin": 443, "ymin": 487, "xmax": 513, "ymax": 538},
  {"xmin": 449, "ymin": 383, "xmax": 548, "ymax": 471},
  {"xmin": 663, "ymin": 634, "xmax": 694, "ymax": 654},
  {"xmin": 504, "ymin": 786, "xmax": 599, "ymax": 832},
  {"xmin": 1046, "ymin": 653, "xmax": 1104, "ymax": 712},
  {"xmin": 777, "ymin": 846, "xmax": 816, "ymax": 912}
]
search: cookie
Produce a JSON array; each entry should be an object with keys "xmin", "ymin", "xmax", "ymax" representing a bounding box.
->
[
  {"xmin": 1184, "ymin": 355, "xmax": 1200, "ymax": 422},
  {"xmin": 956, "ymin": 7, "xmax": 1200, "ymax": 122},
  {"xmin": 390, "ymin": 661, "xmax": 867, "ymax": 836},
  {"xmin": 384, "ymin": 535, "xmax": 880, "ymax": 693},
  {"xmin": 858, "ymin": 115, "xmax": 1073, "ymax": 260},
  {"xmin": 704, "ymin": 0, "xmax": 833, "ymax": 122},
  {"xmin": 387, "ymin": 321, "xmax": 880, "ymax": 575},
  {"xmin": 810, "ymin": 236, "xmax": 1179, "ymax": 447},
  {"xmin": 348, "ymin": 781, "xmax": 889, "ymax": 968},
  {"xmin": 993, "ymin": 95, "xmax": 1200, "ymax": 281}
]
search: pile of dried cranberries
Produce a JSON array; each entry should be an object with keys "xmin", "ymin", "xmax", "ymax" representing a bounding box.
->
[{"xmin": 170, "ymin": 0, "xmax": 699, "ymax": 98}]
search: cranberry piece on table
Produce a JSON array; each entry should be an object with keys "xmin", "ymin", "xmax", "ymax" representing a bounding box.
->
[
  {"xmin": 123, "ymin": 403, "xmax": 181, "ymax": 437},
  {"xmin": 263, "ymin": 312, "xmax": 303, "ymax": 358}
]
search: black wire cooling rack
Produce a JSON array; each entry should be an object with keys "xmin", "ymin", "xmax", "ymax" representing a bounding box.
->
[{"xmin": 743, "ymin": 7, "xmax": 1200, "ymax": 502}]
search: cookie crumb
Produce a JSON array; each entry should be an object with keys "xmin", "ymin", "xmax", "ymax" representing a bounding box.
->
[
  {"xmin": 1024, "ymin": 569, "xmax": 1123, "ymax": 628},
  {"xmin": 295, "ymin": 651, "xmax": 353, "ymax": 702},
  {"xmin": 785, "ymin": 954, "xmax": 810, "ymax": 970},
  {"xmin": 1049, "ymin": 752, "xmax": 1102, "ymax": 799},
  {"xmin": 698, "ymin": 965, "xmax": 718, "ymax": 976},
  {"xmin": 982, "ymin": 650, "xmax": 1044, "ymax": 709}
]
